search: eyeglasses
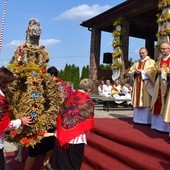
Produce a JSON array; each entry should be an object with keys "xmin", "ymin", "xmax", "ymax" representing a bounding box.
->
[{"xmin": 160, "ymin": 48, "xmax": 170, "ymax": 50}]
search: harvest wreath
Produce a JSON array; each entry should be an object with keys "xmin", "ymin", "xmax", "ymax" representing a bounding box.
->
[{"xmin": 6, "ymin": 19, "xmax": 63, "ymax": 147}]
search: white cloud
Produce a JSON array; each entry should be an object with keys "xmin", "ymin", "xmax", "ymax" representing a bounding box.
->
[
  {"xmin": 6, "ymin": 39, "xmax": 60, "ymax": 47},
  {"xmin": 55, "ymin": 4, "xmax": 111, "ymax": 21},
  {"xmin": 6, "ymin": 40, "xmax": 24, "ymax": 47},
  {"xmin": 39, "ymin": 39, "xmax": 60, "ymax": 46}
]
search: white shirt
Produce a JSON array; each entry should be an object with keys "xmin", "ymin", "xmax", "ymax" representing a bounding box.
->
[
  {"xmin": 102, "ymin": 85, "xmax": 112, "ymax": 97},
  {"xmin": 68, "ymin": 133, "xmax": 87, "ymax": 144},
  {"xmin": 54, "ymin": 133, "xmax": 87, "ymax": 145}
]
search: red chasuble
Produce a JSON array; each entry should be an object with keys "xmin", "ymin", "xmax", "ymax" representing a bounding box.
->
[{"xmin": 154, "ymin": 57, "xmax": 170, "ymax": 114}]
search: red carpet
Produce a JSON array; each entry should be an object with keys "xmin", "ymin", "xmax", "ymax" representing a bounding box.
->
[
  {"xmin": 5, "ymin": 118, "xmax": 170, "ymax": 170},
  {"xmin": 5, "ymin": 150, "xmax": 46, "ymax": 170}
]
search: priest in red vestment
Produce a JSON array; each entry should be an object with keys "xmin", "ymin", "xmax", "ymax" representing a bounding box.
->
[{"xmin": 149, "ymin": 42, "xmax": 170, "ymax": 132}]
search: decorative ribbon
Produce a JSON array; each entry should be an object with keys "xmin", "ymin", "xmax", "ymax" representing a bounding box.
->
[{"xmin": 0, "ymin": 0, "xmax": 8, "ymax": 52}]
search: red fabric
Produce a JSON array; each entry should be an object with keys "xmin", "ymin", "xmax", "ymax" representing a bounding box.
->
[
  {"xmin": 159, "ymin": 57, "xmax": 170, "ymax": 68},
  {"xmin": 55, "ymin": 77, "xmax": 62, "ymax": 83},
  {"xmin": 57, "ymin": 116, "xmax": 94, "ymax": 146},
  {"xmin": 153, "ymin": 89, "xmax": 162, "ymax": 114},
  {"xmin": 0, "ymin": 111, "xmax": 10, "ymax": 134},
  {"xmin": 5, "ymin": 118, "xmax": 170, "ymax": 170},
  {"xmin": 0, "ymin": 95, "xmax": 10, "ymax": 134},
  {"xmin": 56, "ymin": 90, "xmax": 94, "ymax": 146},
  {"xmin": 154, "ymin": 57, "xmax": 170, "ymax": 114}
]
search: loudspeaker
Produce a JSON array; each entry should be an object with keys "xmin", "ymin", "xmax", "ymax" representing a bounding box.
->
[{"xmin": 103, "ymin": 53, "xmax": 112, "ymax": 64}]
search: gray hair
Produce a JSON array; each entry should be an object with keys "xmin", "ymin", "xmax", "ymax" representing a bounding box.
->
[{"xmin": 79, "ymin": 78, "xmax": 94, "ymax": 92}]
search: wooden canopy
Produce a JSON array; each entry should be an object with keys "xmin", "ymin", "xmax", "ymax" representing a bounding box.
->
[
  {"xmin": 80, "ymin": 0, "xmax": 159, "ymax": 81},
  {"xmin": 81, "ymin": 0, "xmax": 159, "ymax": 39}
]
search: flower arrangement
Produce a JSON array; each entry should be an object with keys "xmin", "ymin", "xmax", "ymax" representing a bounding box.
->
[
  {"xmin": 7, "ymin": 42, "xmax": 64, "ymax": 147},
  {"xmin": 111, "ymin": 61, "xmax": 122, "ymax": 70},
  {"xmin": 157, "ymin": 13, "xmax": 170, "ymax": 24},
  {"xmin": 10, "ymin": 130, "xmax": 45, "ymax": 147},
  {"xmin": 112, "ymin": 49, "xmax": 122, "ymax": 59},
  {"xmin": 111, "ymin": 18, "xmax": 123, "ymax": 70},
  {"xmin": 157, "ymin": 28, "xmax": 170, "ymax": 37},
  {"xmin": 158, "ymin": 0, "xmax": 170, "ymax": 10},
  {"xmin": 113, "ymin": 18, "xmax": 122, "ymax": 28},
  {"xmin": 156, "ymin": 0, "xmax": 170, "ymax": 47},
  {"xmin": 112, "ymin": 30, "xmax": 121, "ymax": 37},
  {"xmin": 112, "ymin": 39, "xmax": 121, "ymax": 48}
]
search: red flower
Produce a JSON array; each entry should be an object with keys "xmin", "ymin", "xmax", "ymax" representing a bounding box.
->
[
  {"xmin": 40, "ymin": 45, "xmax": 45, "ymax": 49},
  {"xmin": 11, "ymin": 130, "xmax": 18, "ymax": 137},
  {"xmin": 32, "ymin": 104, "xmax": 38, "ymax": 108},
  {"xmin": 32, "ymin": 82, "xmax": 39, "ymax": 86},
  {"xmin": 21, "ymin": 137, "xmax": 32, "ymax": 145},
  {"xmin": 38, "ymin": 131, "xmax": 45, "ymax": 136},
  {"xmin": 39, "ymin": 68, "xmax": 46, "ymax": 73}
]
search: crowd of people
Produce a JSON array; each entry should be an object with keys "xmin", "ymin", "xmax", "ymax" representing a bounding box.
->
[
  {"xmin": 0, "ymin": 66, "xmax": 94, "ymax": 170},
  {"xmin": 0, "ymin": 42, "xmax": 170, "ymax": 170},
  {"xmin": 97, "ymin": 78, "xmax": 132, "ymax": 107},
  {"xmin": 97, "ymin": 42, "xmax": 170, "ymax": 140}
]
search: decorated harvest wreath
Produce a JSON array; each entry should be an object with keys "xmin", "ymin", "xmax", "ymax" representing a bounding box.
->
[{"xmin": 6, "ymin": 18, "xmax": 63, "ymax": 147}]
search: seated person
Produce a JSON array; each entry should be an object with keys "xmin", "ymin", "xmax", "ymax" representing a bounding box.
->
[
  {"xmin": 97, "ymin": 80, "xmax": 106, "ymax": 96},
  {"xmin": 122, "ymin": 82, "xmax": 132, "ymax": 95},
  {"xmin": 102, "ymin": 79, "xmax": 112, "ymax": 97},
  {"xmin": 111, "ymin": 79, "xmax": 125, "ymax": 106},
  {"xmin": 121, "ymin": 81, "xmax": 132, "ymax": 105},
  {"xmin": 111, "ymin": 79, "xmax": 122, "ymax": 96}
]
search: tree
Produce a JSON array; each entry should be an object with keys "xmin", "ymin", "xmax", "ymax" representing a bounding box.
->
[
  {"xmin": 81, "ymin": 65, "xmax": 89, "ymax": 80},
  {"xmin": 73, "ymin": 66, "xmax": 80, "ymax": 89}
]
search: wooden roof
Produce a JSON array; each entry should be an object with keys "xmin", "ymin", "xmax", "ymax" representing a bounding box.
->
[{"xmin": 80, "ymin": 0, "xmax": 159, "ymax": 40}]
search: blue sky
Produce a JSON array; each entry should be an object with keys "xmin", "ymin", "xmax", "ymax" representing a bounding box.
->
[{"xmin": 0, "ymin": 0, "xmax": 145, "ymax": 71}]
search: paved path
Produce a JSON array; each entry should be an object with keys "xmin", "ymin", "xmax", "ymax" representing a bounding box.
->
[
  {"xmin": 94, "ymin": 106, "xmax": 133, "ymax": 118},
  {"xmin": 4, "ymin": 107, "xmax": 133, "ymax": 169}
]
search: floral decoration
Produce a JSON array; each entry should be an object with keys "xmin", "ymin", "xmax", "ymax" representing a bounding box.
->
[
  {"xmin": 158, "ymin": 0, "xmax": 170, "ymax": 10},
  {"xmin": 112, "ymin": 49, "xmax": 122, "ymax": 59},
  {"xmin": 111, "ymin": 18, "xmax": 123, "ymax": 71},
  {"xmin": 111, "ymin": 61, "xmax": 122, "ymax": 70},
  {"xmin": 7, "ymin": 42, "xmax": 64, "ymax": 147},
  {"xmin": 156, "ymin": 0, "xmax": 170, "ymax": 47}
]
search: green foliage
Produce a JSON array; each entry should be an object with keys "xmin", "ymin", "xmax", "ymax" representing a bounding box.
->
[
  {"xmin": 81, "ymin": 65, "xmax": 89, "ymax": 80},
  {"xmin": 58, "ymin": 64, "xmax": 90, "ymax": 90},
  {"xmin": 58, "ymin": 69, "xmax": 64, "ymax": 79},
  {"xmin": 63, "ymin": 64, "xmax": 71, "ymax": 81},
  {"xmin": 128, "ymin": 58, "xmax": 135, "ymax": 67},
  {"xmin": 73, "ymin": 67, "xmax": 80, "ymax": 89},
  {"xmin": 98, "ymin": 64, "xmax": 111, "ymax": 70}
]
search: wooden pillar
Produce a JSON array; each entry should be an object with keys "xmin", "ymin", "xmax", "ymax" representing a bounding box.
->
[
  {"xmin": 145, "ymin": 38, "xmax": 155, "ymax": 59},
  {"xmin": 89, "ymin": 28, "xmax": 101, "ymax": 81},
  {"xmin": 121, "ymin": 18, "xmax": 130, "ymax": 69}
]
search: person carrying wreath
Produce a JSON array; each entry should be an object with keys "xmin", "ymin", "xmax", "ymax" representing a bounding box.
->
[{"xmin": 0, "ymin": 67, "xmax": 32, "ymax": 170}]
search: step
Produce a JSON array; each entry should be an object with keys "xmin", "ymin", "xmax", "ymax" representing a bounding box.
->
[
  {"xmin": 92, "ymin": 120, "xmax": 170, "ymax": 160},
  {"xmin": 83, "ymin": 145, "xmax": 133, "ymax": 170},
  {"xmin": 81, "ymin": 158, "xmax": 95, "ymax": 170},
  {"xmin": 87, "ymin": 133, "xmax": 170, "ymax": 170}
]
